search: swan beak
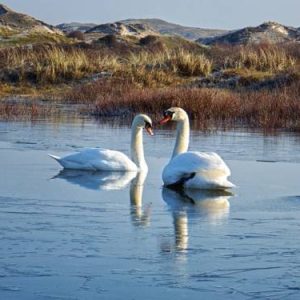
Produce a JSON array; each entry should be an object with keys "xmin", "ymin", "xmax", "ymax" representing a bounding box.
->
[
  {"xmin": 146, "ymin": 127, "xmax": 154, "ymax": 136},
  {"xmin": 159, "ymin": 116, "xmax": 171, "ymax": 125}
]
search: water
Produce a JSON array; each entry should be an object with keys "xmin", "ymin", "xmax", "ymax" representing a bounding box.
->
[{"xmin": 1, "ymin": 119, "xmax": 300, "ymax": 299}]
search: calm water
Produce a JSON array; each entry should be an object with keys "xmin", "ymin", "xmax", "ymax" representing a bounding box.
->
[{"xmin": 1, "ymin": 120, "xmax": 300, "ymax": 299}]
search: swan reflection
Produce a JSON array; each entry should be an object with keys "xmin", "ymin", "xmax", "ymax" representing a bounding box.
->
[
  {"xmin": 130, "ymin": 172, "xmax": 151, "ymax": 227},
  {"xmin": 162, "ymin": 188, "xmax": 232, "ymax": 252},
  {"xmin": 53, "ymin": 169, "xmax": 137, "ymax": 191},
  {"xmin": 53, "ymin": 169, "xmax": 152, "ymax": 226}
]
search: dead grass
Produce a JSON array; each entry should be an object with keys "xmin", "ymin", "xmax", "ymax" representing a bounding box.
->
[
  {"xmin": 68, "ymin": 78, "xmax": 300, "ymax": 130},
  {"xmin": 211, "ymin": 44, "xmax": 296, "ymax": 73},
  {"xmin": 1, "ymin": 41, "xmax": 300, "ymax": 129},
  {"xmin": 0, "ymin": 44, "xmax": 213, "ymax": 87},
  {"xmin": 123, "ymin": 49, "xmax": 212, "ymax": 85},
  {"xmin": 0, "ymin": 44, "xmax": 121, "ymax": 84}
]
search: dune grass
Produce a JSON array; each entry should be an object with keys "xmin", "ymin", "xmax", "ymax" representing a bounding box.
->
[
  {"xmin": 0, "ymin": 44, "xmax": 213, "ymax": 86},
  {"xmin": 1, "ymin": 40, "xmax": 300, "ymax": 129},
  {"xmin": 0, "ymin": 44, "xmax": 124, "ymax": 84},
  {"xmin": 211, "ymin": 44, "xmax": 296, "ymax": 72}
]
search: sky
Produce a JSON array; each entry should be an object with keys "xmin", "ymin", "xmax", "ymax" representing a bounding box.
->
[{"xmin": 2, "ymin": 0, "xmax": 300, "ymax": 30}]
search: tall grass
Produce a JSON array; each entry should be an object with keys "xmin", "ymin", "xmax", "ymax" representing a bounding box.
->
[
  {"xmin": 0, "ymin": 45, "xmax": 212, "ymax": 86},
  {"xmin": 0, "ymin": 45, "xmax": 121, "ymax": 83},
  {"xmin": 120, "ymin": 49, "xmax": 212, "ymax": 86},
  {"xmin": 221, "ymin": 44, "xmax": 296, "ymax": 72},
  {"xmin": 68, "ymin": 78, "xmax": 300, "ymax": 130},
  {"xmin": 239, "ymin": 47, "xmax": 295, "ymax": 72},
  {"xmin": 127, "ymin": 49, "xmax": 212, "ymax": 75}
]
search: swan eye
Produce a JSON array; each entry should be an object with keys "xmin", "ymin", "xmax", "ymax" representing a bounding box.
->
[
  {"xmin": 145, "ymin": 121, "xmax": 152, "ymax": 129},
  {"xmin": 163, "ymin": 110, "xmax": 174, "ymax": 118}
]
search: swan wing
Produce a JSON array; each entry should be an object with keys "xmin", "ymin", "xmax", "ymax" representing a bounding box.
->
[
  {"xmin": 50, "ymin": 148, "xmax": 138, "ymax": 171},
  {"xmin": 162, "ymin": 151, "xmax": 234, "ymax": 189}
]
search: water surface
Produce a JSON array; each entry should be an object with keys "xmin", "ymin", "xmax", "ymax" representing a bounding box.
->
[{"xmin": 1, "ymin": 120, "xmax": 300, "ymax": 299}]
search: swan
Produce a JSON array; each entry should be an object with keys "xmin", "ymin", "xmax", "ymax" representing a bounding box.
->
[
  {"xmin": 49, "ymin": 114, "xmax": 153, "ymax": 172},
  {"xmin": 159, "ymin": 107, "xmax": 234, "ymax": 189}
]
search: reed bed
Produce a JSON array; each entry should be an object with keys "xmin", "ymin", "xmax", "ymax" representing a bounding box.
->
[{"xmin": 68, "ymin": 78, "xmax": 300, "ymax": 130}]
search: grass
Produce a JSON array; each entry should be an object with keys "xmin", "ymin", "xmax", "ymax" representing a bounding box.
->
[
  {"xmin": 0, "ymin": 44, "xmax": 212, "ymax": 87},
  {"xmin": 211, "ymin": 44, "xmax": 296, "ymax": 72},
  {"xmin": 0, "ymin": 27, "xmax": 18, "ymax": 38},
  {"xmin": 0, "ymin": 45, "xmax": 120, "ymax": 84},
  {"xmin": 67, "ymin": 78, "xmax": 300, "ymax": 130},
  {"xmin": 0, "ymin": 37, "xmax": 300, "ymax": 130}
]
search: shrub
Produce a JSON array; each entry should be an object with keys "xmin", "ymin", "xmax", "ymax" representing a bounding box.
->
[{"xmin": 67, "ymin": 30, "xmax": 85, "ymax": 41}]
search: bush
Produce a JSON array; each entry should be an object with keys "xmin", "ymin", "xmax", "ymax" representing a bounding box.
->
[{"xmin": 67, "ymin": 30, "xmax": 85, "ymax": 41}]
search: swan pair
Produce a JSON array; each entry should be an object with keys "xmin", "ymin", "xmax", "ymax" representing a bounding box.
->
[{"xmin": 50, "ymin": 108, "xmax": 234, "ymax": 190}]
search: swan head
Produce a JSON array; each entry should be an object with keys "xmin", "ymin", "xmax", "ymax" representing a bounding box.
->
[
  {"xmin": 132, "ymin": 114, "xmax": 154, "ymax": 135},
  {"xmin": 159, "ymin": 107, "xmax": 188, "ymax": 124}
]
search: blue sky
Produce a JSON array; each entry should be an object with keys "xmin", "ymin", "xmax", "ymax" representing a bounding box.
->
[{"xmin": 2, "ymin": 0, "xmax": 299, "ymax": 29}]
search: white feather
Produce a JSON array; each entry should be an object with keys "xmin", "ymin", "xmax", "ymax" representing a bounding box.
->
[
  {"xmin": 162, "ymin": 107, "xmax": 234, "ymax": 190},
  {"xmin": 49, "ymin": 114, "xmax": 152, "ymax": 172}
]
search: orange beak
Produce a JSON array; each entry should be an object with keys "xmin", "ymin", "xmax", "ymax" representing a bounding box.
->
[
  {"xmin": 146, "ymin": 126, "xmax": 154, "ymax": 136},
  {"xmin": 159, "ymin": 115, "xmax": 171, "ymax": 125}
]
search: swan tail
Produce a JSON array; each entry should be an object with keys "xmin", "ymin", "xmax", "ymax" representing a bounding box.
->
[
  {"xmin": 222, "ymin": 180, "xmax": 236, "ymax": 189},
  {"xmin": 48, "ymin": 154, "xmax": 61, "ymax": 161}
]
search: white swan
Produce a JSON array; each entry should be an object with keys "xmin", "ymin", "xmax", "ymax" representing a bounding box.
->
[
  {"xmin": 49, "ymin": 114, "xmax": 153, "ymax": 172},
  {"xmin": 160, "ymin": 107, "xmax": 234, "ymax": 189}
]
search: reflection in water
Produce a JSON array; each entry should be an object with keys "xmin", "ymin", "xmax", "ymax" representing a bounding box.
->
[
  {"xmin": 53, "ymin": 169, "xmax": 152, "ymax": 226},
  {"xmin": 130, "ymin": 172, "xmax": 151, "ymax": 227},
  {"xmin": 162, "ymin": 188, "xmax": 232, "ymax": 252},
  {"xmin": 53, "ymin": 169, "xmax": 137, "ymax": 191}
]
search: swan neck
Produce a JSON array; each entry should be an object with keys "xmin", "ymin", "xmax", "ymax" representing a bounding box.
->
[
  {"xmin": 131, "ymin": 126, "xmax": 147, "ymax": 171},
  {"xmin": 172, "ymin": 117, "xmax": 190, "ymax": 158}
]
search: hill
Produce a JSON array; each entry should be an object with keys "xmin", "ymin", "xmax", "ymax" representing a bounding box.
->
[
  {"xmin": 121, "ymin": 18, "xmax": 227, "ymax": 40},
  {"xmin": 198, "ymin": 21, "xmax": 300, "ymax": 45},
  {"xmin": 86, "ymin": 22, "xmax": 158, "ymax": 38},
  {"xmin": 56, "ymin": 22, "xmax": 97, "ymax": 33},
  {"xmin": 0, "ymin": 4, "xmax": 61, "ymax": 34}
]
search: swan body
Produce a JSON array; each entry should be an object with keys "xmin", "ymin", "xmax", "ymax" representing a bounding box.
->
[
  {"xmin": 162, "ymin": 151, "xmax": 234, "ymax": 189},
  {"xmin": 49, "ymin": 149, "xmax": 138, "ymax": 171},
  {"xmin": 160, "ymin": 107, "xmax": 234, "ymax": 190},
  {"xmin": 49, "ymin": 114, "xmax": 153, "ymax": 172}
]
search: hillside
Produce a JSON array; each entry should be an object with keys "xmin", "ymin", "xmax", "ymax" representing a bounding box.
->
[
  {"xmin": 0, "ymin": 4, "xmax": 61, "ymax": 34},
  {"xmin": 57, "ymin": 22, "xmax": 97, "ymax": 33},
  {"xmin": 121, "ymin": 18, "xmax": 227, "ymax": 40},
  {"xmin": 86, "ymin": 22, "xmax": 158, "ymax": 38},
  {"xmin": 198, "ymin": 21, "xmax": 300, "ymax": 45}
]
